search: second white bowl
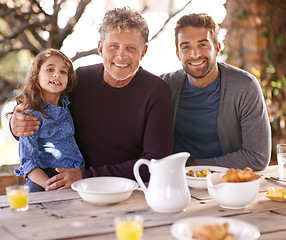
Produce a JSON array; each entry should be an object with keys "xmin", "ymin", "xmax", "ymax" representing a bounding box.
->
[{"xmin": 206, "ymin": 173, "xmax": 261, "ymax": 209}]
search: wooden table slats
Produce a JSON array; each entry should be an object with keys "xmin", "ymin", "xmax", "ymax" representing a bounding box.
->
[{"xmin": 1, "ymin": 165, "xmax": 286, "ymax": 240}]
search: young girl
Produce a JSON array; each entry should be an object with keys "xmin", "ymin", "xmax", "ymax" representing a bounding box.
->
[{"xmin": 11, "ymin": 48, "xmax": 84, "ymax": 192}]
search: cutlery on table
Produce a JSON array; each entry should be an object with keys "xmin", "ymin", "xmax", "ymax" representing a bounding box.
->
[{"xmin": 265, "ymin": 177, "xmax": 286, "ymax": 183}]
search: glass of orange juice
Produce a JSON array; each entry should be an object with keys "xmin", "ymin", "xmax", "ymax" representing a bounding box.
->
[
  {"xmin": 6, "ymin": 185, "xmax": 29, "ymax": 212},
  {"xmin": 114, "ymin": 215, "xmax": 144, "ymax": 240}
]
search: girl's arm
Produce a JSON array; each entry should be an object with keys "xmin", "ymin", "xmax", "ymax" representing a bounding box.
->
[{"xmin": 27, "ymin": 168, "xmax": 49, "ymax": 189}]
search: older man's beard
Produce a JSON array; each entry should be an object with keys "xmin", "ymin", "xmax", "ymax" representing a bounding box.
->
[
  {"xmin": 104, "ymin": 64, "xmax": 139, "ymax": 81},
  {"xmin": 183, "ymin": 58, "xmax": 216, "ymax": 79}
]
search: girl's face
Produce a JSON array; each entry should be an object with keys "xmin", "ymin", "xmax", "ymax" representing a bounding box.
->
[{"xmin": 38, "ymin": 55, "xmax": 69, "ymax": 105}]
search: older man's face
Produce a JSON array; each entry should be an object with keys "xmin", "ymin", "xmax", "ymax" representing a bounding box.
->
[{"xmin": 98, "ymin": 27, "xmax": 148, "ymax": 87}]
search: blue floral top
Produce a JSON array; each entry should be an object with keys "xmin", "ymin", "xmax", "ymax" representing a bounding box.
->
[{"xmin": 15, "ymin": 96, "xmax": 85, "ymax": 178}]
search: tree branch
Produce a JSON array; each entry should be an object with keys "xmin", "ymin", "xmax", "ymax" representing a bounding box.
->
[
  {"xmin": 30, "ymin": 29, "xmax": 47, "ymax": 49},
  {"xmin": 71, "ymin": 48, "xmax": 99, "ymax": 62},
  {"xmin": 59, "ymin": 0, "xmax": 92, "ymax": 43},
  {"xmin": 149, "ymin": 0, "xmax": 193, "ymax": 42},
  {"xmin": 0, "ymin": 0, "xmax": 193, "ymax": 61}
]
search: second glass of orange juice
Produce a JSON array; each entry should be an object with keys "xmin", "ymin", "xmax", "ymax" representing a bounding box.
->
[{"xmin": 114, "ymin": 215, "xmax": 144, "ymax": 240}]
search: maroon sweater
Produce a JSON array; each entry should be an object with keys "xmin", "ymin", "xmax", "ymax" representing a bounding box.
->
[{"xmin": 70, "ymin": 64, "xmax": 173, "ymax": 181}]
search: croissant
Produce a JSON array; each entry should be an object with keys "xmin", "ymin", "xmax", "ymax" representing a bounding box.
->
[
  {"xmin": 219, "ymin": 167, "xmax": 260, "ymax": 183},
  {"xmin": 193, "ymin": 222, "xmax": 234, "ymax": 240}
]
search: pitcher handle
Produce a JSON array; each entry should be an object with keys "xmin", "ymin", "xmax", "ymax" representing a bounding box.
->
[{"xmin": 133, "ymin": 159, "xmax": 150, "ymax": 193}]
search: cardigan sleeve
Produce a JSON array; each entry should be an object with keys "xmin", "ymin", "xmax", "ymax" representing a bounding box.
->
[
  {"xmin": 197, "ymin": 63, "xmax": 271, "ymax": 171},
  {"xmin": 161, "ymin": 69, "xmax": 186, "ymax": 126}
]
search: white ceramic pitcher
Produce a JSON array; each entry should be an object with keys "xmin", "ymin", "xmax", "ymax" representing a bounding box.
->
[{"xmin": 133, "ymin": 152, "xmax": 191, "ymax": 213}]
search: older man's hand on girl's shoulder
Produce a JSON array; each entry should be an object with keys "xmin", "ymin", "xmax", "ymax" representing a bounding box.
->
[{"xmin": 10, "ymin": 104, "xmax": 40, "ymax": 137}]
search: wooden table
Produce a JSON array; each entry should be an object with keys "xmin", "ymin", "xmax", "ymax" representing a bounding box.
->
[{"xmin": 1, "ymin": 165, "xmax": 286, "ymax": 240}]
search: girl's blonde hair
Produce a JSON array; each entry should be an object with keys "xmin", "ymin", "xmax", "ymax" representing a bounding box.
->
[{"xmin": 14, "ymin": 48, "xmax": 76, "ymax": 118}]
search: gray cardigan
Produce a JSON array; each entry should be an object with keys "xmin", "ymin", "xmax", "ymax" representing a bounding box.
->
[{"xmin": 161, "ymin": 62, "xmax": 271, "ymax": 171}]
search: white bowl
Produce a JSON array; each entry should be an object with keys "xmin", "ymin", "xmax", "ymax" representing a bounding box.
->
[
  {"xmin": 171, "ymin": 216, "xmax": 260, "ymax": 240},
  {"xmin": 206, "ymin": 173, "xmax": 261, "ymax": 209},
  {"xmin": 71, "ymin": 177, "xmax": 138, "ymax": 205},
  {"xmin": 185, "ymin": 166, "xmax": 228, "ymax": 189}
]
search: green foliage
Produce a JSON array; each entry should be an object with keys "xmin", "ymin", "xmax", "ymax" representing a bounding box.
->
[
  {"xmin": 0, "ymin": 50, "xmax": 32, "ymax": 83},
  {"xmin": 236, "ymin": 9, "xmax": 247, "ymax": 19},
  {"xmin": 260, "ymin": 32, "xmax": 269, "ymax": 38},
  {"xmin": 266, "ymin": 63, "xmax": 276, "ymax": 76},
  {"xmin": 270, "ymin": 75, "xmax": 286, "ymax": 96},
  {"xmin": 277, "ymin": 33, "xmax": 286, "ymax": 46}
]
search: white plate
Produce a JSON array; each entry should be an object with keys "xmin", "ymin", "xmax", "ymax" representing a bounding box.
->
[
  {"xmin": 185, "ymin": 166, "xmax": 228, "ymax": 189},
  {"xmin": 171, "ymin": 216, "xmax": 260, "ymax": 240}
]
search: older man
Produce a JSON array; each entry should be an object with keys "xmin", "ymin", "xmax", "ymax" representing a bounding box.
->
[
  {"xmin": 11, "ymin": 7, "xmax": 173, "ymax": 190},
  {"xmin": 161, "ymin": 13, "xmax": 271, "ymax": 171}
]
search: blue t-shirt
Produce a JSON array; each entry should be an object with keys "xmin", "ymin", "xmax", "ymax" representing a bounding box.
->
[
  {"xmin": 174, "ymin": 72, "xmax": 222, "ymax": 163},
  {"xmin": 16, "ymin": 96, "xmax": 85, "ymax": 178}
]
